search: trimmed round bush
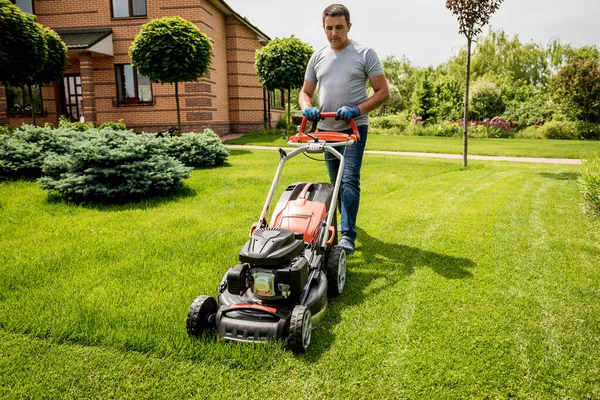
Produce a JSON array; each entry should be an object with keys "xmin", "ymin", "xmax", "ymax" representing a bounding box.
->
[{"xmin": 38, "ymin": 129, "xmax": 191, "ymax": 202}]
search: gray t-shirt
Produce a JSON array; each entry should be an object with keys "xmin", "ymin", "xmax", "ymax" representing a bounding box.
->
[{"xmin": 304, "ymin": 40, "xmax": 384, "ymax": 131}]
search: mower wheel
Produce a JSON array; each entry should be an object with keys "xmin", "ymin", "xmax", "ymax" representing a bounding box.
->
[
  {"xmin": 288, "ymin": 305, "xmax": 312, "ymax": 353},
  {"xmin": 326, "ymin": 245, "xmax": 347, "ymax": 297},
  {"xmin": 186, "ymin": 295, "xmax": 217, "ymax": 338}
]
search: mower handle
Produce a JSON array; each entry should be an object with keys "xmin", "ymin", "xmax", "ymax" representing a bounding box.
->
[{"xmin": 289, "ymin": 112, "xmax": 360, "ymax": 144}]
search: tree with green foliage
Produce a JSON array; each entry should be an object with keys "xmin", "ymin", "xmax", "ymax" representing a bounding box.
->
[
  {"xmin": 469, "ymin": 79, "xmax": 504, "ymax": 120},
  {"xmin": 446, "ymin": 0, "xmax": 503, "ymax": 166},
  {"xmin": 552, "ymin": 59, "xmax": 600, "ymax": 123},
  {"xmin": 129, "ymin": 16, "xmax": 213, "ymax": 134},
  {"xmin": 255, "ymin": 36, "xmax": 313, "ymax": 135},
  {"xmin": 0, "ymin": 0, "xmax": 47, "ymax": 86},
  {"xmin": 381, "ymin": 55, "xmax": 417, "ymax": 113},
  {"xmin": 27, "ymin": 27, "xmax": 68, "ymax": 125},
  {"xmin": 411, "ymin": 70, "xmax": 437, "ymax": 124}
]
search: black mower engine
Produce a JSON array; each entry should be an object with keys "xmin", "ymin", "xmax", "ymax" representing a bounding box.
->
[{"xmin": 226, "ymin": 228, "xmax": 309, "ymax": 300}]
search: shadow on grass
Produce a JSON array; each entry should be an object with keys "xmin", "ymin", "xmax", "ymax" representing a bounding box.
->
[
  {"xmin": 224, "ymin": 132, "xmax": 288, "ymax": 146},
  {"xmin": 538, "ymin": 172, "xmax": 579, "ymax": 181},
  {"xmin": 306, "ymin": 226, "xmax": 476, "ymax": 360},
  {"xmin": 46, "ymin": 185, "xmax": 197, "ymax": 211},
  {"xmin": 227, "ymin": 149, "xmax": 253, "ymax": 156}
]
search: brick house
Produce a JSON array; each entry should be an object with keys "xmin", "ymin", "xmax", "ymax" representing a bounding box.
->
[{"xmin": 1, "ymin": 0, "xmax": 286, "ymax": 135}]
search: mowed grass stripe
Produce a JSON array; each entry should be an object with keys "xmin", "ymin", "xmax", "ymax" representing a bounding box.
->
[{"xmin": 1, "ymin": 149, "xmax": 599, "ymax": 398}]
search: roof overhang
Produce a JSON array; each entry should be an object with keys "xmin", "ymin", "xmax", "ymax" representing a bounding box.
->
[
  {"xmin": 56, "ymin": 28, "xmax": 114, "ymax": 57},
  {"xmin": 208, "ymin": 0, "xmax": 271, "ymax": 44}
]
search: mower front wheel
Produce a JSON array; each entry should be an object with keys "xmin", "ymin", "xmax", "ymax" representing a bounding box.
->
[
  {"xmin": 326, "ymin": 245, "xmax": 347, "ymax": 297},
  {"xmin": 288, "ymin": 305, "xmax": 312, "ymax": 353},
  {"xmin": 186, "ymin": 295, "xmax": 217, "ymax": 338}
]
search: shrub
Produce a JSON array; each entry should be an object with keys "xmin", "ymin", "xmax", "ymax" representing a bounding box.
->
[
  {"xmin": 166, "ymin": 129, "xmax": 229, "ymax": 168},
  {"xmin": 0, "ymin": 124, "xmax": 82, "ymax": 177},
  {"xmin": 275, "ymin": 114, "xmax": 288, "ymax": 130},
  {"xmin": 578, "ymin": 153, "xmax": 600, "ymax": 219},
  {"xmin": 98, "ymin": 121, "xmax": 127, "ymax": 130},
  {"xmin": 469, "ymin": 79, "xmax": 505, "ymax": 121},
  {"xmin": 576, "ymin": 121, "xmax": 600, "ymax": 140},
  {"xmin": 0, "ymin": 125, "xmax": 13, "ymax": 136},
  {"xmin": 370, "ymin": 115, "xmax": 409, "ymax": 131},
  {"xmin": 503, "ymin": 96, "xmax": 555, "ymax": 129},
  {"xmin": 58, "ymin": 115, "xmax": 94, "ymax": 131},
  {"xmin": 537, "ymin": 121, "xmax": 580, "ymax": 140},
  {"xmin": 38, "ymin": 129, "xmax": 191, "ymax": 202}
]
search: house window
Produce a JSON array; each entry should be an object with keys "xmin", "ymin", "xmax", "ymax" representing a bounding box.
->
[
  {"xmin": 271, "ymin": 89, "xmax": 285, "ymax": 108},
  {"xmin": 115, "ymin": 64, "xmax": 152, "ymax": 104},
  {"xmin": 6, "ymin": 84, "xmax": 43, "ymax": 115},
  {"xmin": 111, "ymin": 0, "xmax": 146, "ymax": 18},
  {"xmin": 10, "ymin": 0, "xmax": 34, "ymax": 14}
]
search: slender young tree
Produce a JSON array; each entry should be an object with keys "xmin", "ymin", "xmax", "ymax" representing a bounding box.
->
[
  {"xmin": 446, "ymin": 0, "xmax": 503, "ymax": 166},
  {"xmin": 1, "ymin": 0, "xmax": 48, "ymax": 124},
  {"xmin": 255, "ymin": 36, "xmax": 313, "ymax": 136},
  {"xmin": 130, "ymin": 16, "xmax": 213, "ymax": 133},
  {"xmin": 27, "ymin": 27, "xmax": 68, "ymax": 125}
]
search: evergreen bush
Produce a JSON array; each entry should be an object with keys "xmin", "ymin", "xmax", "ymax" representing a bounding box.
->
[
  {"xmin": 38, "ymin": 129, "xmax": 191, "ymax": 202},
  {"xmin": 0, "ymin": 124, "xmax": 81, "ymax": 176},
  {"xmin": 166, "ymin": 129, "xmax": 229, "ymax": 168}
]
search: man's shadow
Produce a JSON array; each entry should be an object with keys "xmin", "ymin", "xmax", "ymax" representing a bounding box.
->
[{"xmin": 308, "ymin": 227, "xmax": 476, "ymax": 359}]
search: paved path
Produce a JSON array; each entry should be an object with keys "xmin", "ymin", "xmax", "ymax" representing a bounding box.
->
[{"xmin": 223, "ymin": 144, "xmax": 583, "ymax": 165}]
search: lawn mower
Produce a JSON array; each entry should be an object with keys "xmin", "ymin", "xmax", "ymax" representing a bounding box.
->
[{"xmin": 186, "ymin": 113, "xmax": 358, "ymax": 352}]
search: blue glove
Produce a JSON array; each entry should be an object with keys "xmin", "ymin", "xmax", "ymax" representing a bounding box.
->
[
  {"xmin": 303, "ymin": 107, "xmax": 321, "ymax": 122},
  {"xmin": 336, "ymin": 106, "xmax": 361, "ymax": 122}
]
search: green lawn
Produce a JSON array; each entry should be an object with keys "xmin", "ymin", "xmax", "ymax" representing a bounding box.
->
[
  {"xmin": 224, "ymin": 132, "xmax": 600, "ymax": 159},
  {"xmin": 1, "ymin": 149, "xmax": 600, "ymax": 398}
]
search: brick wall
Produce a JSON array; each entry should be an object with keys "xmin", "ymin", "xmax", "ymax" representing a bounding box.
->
[{"xmin": 1, "ymin": 0, "xmax": 273, "ymax": 136}]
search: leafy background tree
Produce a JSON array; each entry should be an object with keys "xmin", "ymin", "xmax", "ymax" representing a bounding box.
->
[
  {"xmin": 129, "ymin": 16, "xmax": 213, "ymax": 133},
  {"xmin": 446, "ymin": 0, "xmax": 504, "ymax": 166},
  {"xmin": 552, "ymin": 59, "xmax": 600, "ymax": 123},
  {"xmin": 255, "ymin": 36, "xmax": 313, "ymax": 135}
]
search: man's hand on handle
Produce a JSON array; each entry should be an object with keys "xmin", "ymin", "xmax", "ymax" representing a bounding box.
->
[
  {"xmin": 303, "ymin": 107, "xmax": 321, "ymax": 122},
  {"xmin": 335, "ymin": 106, "xmax": 361, "ymax": 122}
]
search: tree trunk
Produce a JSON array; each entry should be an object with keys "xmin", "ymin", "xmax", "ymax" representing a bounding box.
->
[
  {"xmin": 287, "ymin": 85, "xmax": 292, "ymax": 137},
  {"xmin": 175, "ymin": 81, "xmax": 182, "ymax": 134},
  {"xmin": 462, "ymin": 36, "xmax": 472, "ymax": 168},
  {"xmin": 28, "ymin": 84, "xmax": 37, "ymax": 126}
]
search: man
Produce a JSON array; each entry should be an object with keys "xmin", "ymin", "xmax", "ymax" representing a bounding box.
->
[{"xmin": 299, "ymin": 3, "xmax": 389, "ymax": 254}]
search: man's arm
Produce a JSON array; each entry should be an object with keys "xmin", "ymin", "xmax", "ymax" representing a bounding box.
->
[
  {"xmin": 299, "ymin": 80, "xmax": 317, "ymax": 111},
  {"xmin": 356, "ymin": 74, "xmax": 390, "ymax": 115}
]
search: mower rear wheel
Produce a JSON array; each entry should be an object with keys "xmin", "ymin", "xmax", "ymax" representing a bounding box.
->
[
  {"xmin": 327, "ymin": 245, "xmax": 347, "ymax": 297},
  {"xmin": 288, "ymin": 305, "xmax": 312, "ymax": 353},
  {"xmin": 186, "ymin": 295, "xmax": 217, "ymax": 338}
]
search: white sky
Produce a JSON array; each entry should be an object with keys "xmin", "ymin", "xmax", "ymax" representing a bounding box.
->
[{"xmin": 226, "ymin": 0, "xmax": 600, "ymax": 67}]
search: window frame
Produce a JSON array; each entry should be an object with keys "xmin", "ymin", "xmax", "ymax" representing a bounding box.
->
[
  {"xmin": 6, "ymin": 84, "xmax": 44, "ymax": 116},
  {"xmin": 270, "ymin": 89, "xmax": 285, "ymax": 109},
  {"xmin": 114, "ymin": 64, "xmax": 153, "ymax": 105},
  {"xmin": 110, "ymin": 0, "xmax": 146, "ymax": 18},
  {"xmin": 10, "ymin": 0, "xmax": 35, "ymax": 14}
]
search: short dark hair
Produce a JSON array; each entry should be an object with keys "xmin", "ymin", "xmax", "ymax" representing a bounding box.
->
[{"xmin": 322, "ymin": 4, "xmax": 350, "ymax": 25}]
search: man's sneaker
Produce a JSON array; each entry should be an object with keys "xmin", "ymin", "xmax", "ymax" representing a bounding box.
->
[{"xmin": 338, "ymin": 236, "xmax": 355, "ymax": 255}]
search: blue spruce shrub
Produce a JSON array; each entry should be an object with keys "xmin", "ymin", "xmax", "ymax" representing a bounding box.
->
[
  {"xmin": 38, "ymin": 128, "xmax": 191, "ymax": 202},
  {"xmin": 166, "ymin": 129, "xmax": 229, "ymax": 168}
]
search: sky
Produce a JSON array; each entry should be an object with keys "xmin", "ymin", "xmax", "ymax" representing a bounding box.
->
[{"xmin": 226, "ymin": 0, "xmax": 600, "ymax": 67}]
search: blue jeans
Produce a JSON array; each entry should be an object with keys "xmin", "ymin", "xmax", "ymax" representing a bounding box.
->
[{"xmin": 323, "ymin": 125, "xmax": 368, "ymax": 242}]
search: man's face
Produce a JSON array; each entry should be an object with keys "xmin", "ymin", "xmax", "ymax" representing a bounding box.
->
[{"xmin": 323, "ymin": 15, "xmax": 351, "ymax": 50}]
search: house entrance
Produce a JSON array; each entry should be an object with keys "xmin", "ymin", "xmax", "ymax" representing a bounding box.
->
[{"xmin": 61, "ymin": 74, "xmax": 83, "ymax": 122}]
